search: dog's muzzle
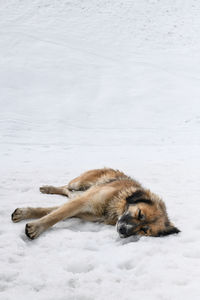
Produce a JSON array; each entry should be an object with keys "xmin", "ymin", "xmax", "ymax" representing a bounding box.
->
[{"xmin": 117, "ymin": 221, "xmax": 137, "ymax": 238}]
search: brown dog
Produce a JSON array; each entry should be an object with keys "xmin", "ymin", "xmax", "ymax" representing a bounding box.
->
[{"xmin": 11, "ymin": 168, "xmax": 180, "ymax": 239}]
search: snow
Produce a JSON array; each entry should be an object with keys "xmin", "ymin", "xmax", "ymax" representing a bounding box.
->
[{"xmin": 1, "ymin": 0, "xmax": 200, "ymax": 299}]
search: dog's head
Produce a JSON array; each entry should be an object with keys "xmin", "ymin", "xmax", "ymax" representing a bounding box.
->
[{"xmin": 117, "ymin": 189, "xmax": 180, "ymax": 238}]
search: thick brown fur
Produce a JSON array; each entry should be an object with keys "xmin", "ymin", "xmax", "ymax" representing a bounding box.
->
[{"xmin": 11, "ymin": 168, "xmax": 180, "ymax": 240}]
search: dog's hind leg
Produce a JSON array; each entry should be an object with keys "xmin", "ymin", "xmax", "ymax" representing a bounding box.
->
[
  {"xmin": 40, "ymin": 185, "xmax": 83, "ymax": 199},
  {"xmin": 39, "ymin": 169, "xmax": 113, "ymax": 196},
  {"xmin": 11, "ymin": 206, "xmax": 59, "ymax": 223},
  {"xmin": 68, "ymin": 168, "xmax": 125, "ymax": 191},
  {"xmin": 40, "ymin": 185, "xmax": 70, "ymax": 196},
  {"xmin": 40, "ymin": 168, "xmax": 125, "ymax": 196}
]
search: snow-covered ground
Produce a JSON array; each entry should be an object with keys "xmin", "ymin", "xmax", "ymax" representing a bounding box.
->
[{"xmin": 1, "ymin": 1, "xmax": 200, "ymax": 299}]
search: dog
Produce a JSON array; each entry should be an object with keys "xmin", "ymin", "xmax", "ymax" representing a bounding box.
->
[{"xmin": 11, "ymin": 168, "xmax": 180, "ymax": 239}]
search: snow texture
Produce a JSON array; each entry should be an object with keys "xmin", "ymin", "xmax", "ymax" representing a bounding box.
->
[{"xmin": 1, "ymin": 0, "xmax": 200, "ymax": 299}]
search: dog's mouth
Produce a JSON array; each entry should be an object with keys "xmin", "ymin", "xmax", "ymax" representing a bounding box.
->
[{"xmin": 119, "ymin": 233, "xmax": 132, "ymax": 238}]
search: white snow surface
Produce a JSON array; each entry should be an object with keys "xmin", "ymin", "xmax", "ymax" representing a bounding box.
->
[{"xmin": 1, "ymin": 0, "xmax": 200, "ymax": 299}]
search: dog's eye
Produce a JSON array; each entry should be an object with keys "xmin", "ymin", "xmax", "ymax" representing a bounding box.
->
[
  {"xmin": 138, "ymin": 209, "xmax": 145, "ymax": 221},
  {"xmin": 141, "ymin": 226, "xmax": 149, "ymax": 234}
]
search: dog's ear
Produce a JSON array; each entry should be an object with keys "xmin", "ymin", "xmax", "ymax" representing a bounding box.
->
[
  {"xmin": 157, "ymin": 223, "xmax": 180, "ymax": 236},
  {"xmin": 126, "ymin": 190, "xmax": 153, "ymax": 205}
]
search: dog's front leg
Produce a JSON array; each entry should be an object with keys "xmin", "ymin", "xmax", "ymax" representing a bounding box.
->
[
  {"xmin": 25, "ymin": 197, "xmax": 87, "ymax": 239},
  {"xmin": 12, "ymin": 206, "xmax": 59, "ymax": 222}
]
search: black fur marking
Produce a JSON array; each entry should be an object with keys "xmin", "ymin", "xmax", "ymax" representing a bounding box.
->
[
  {"xmin": 119, "ymin": 213, "xmax": 134, "ymax": 223},
  {"xmin": 133, "ymin": 198, "xmax": 153, "ymax": 205},
  {"xmin": 126, "ymin": 190, "xmax": 144, "ymax": 202},
  {"xmin": 126, "ymin": 191, "xmax": 153, "ymax": 206}
]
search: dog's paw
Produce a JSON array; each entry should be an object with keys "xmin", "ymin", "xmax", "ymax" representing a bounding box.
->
[
  {"xmin": 11, "ymin": 208, "xmax": 27, "ymax": 223},
  {"xmin": 40, "ymin": 185, "xmax": 55, "ymax": 194},
  {"xmin": 25, "ymin": 222, "xmax": 44, "ymax": 240}
]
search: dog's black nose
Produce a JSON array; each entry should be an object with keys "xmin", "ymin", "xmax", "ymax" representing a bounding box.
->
[{"xmin": 118, "ymin": 225, "xmax": 127, "ymax": 236}]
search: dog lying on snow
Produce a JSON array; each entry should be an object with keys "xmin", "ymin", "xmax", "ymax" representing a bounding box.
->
[{"xmin": 11, "ymin": 168, "xmax": 180, "ymax": 239}]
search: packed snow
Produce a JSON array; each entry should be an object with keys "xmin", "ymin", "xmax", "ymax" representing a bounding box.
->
[{"xmin": 1, "ymin": 0, "xmax": 200, "ymax": 299}]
